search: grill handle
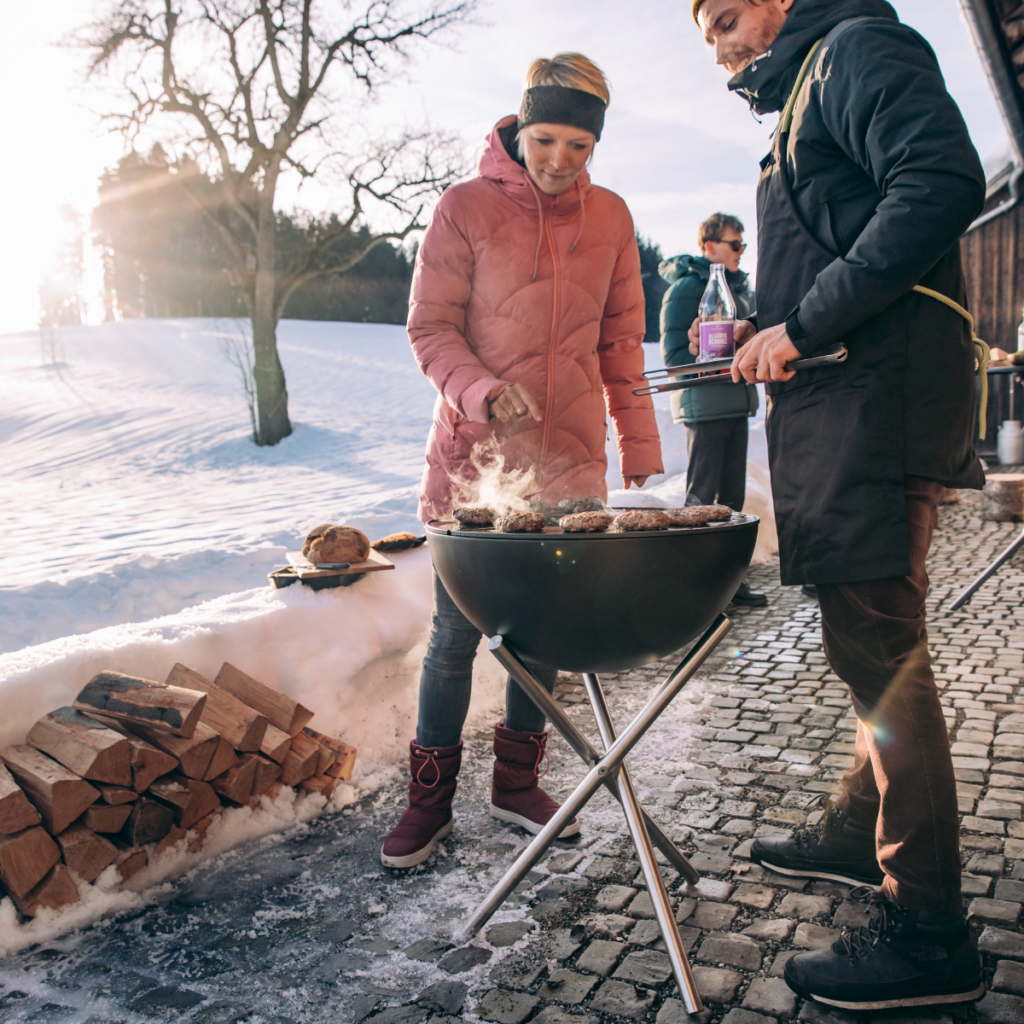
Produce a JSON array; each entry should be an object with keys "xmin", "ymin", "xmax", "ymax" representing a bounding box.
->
[{"xmin": 635, "ymin": 343, "xmax": 848, "ymax": 396}]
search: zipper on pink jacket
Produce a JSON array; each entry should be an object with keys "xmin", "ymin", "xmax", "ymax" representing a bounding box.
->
[{"xmin": 539, "ymin": 204, "xmax": 561, "ymax": 472}]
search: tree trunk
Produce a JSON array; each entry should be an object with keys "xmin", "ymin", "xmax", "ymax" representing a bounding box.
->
[
  {"xmin": 252, "ymin": 185, "xmax": 291, "ymax": 446},
  {"xmin": 252, "ymin": 301, "xmax": 291, "ymax": 445}
]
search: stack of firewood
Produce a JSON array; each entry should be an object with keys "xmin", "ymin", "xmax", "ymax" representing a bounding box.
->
[{"xmin": 0, "ymin": 662, "xmax": 356, "ymax": 918}]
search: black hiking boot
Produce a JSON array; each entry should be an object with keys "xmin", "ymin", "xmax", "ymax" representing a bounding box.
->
[
  {"xmin": 731, "ymin": 581, "xmax": 768, "ymax": 607},
  {"xmin": 751, "ymin": 802, "xmax": 883, "ymax": 887},
  {"xmin": 784, "ymin": 889, "xmax": 984, "ymax": 1010}
]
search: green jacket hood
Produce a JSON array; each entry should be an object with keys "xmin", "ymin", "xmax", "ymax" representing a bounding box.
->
[{"xmin": 658, "ymin": 254, "xmax": 750, "ymax": 298}]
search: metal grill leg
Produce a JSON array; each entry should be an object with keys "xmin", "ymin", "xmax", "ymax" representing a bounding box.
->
[
  {"xmin": 489, "ymin": 642, "xmax": 698, "ymax": 883},
  {"xmin": 584, "ymin": 673, "xmax": 701, "ymax": 1013},
  {"xmin": 459, "ymin": 614, "xmax": 731, "ymax": 1009}
]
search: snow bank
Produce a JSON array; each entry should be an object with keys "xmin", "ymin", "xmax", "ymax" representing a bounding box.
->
[{"xmin": 0, "ymin": 546, "xmax": 506, "ymax": 788}]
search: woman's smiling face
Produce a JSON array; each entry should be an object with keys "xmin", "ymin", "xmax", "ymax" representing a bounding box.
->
[{"xmin": 521, "ymin": 123, "xmax": 595, "ymax": 196}]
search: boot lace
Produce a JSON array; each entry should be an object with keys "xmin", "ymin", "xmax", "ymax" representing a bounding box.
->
[
  {"xmin": 788, "ymin": 800, "xmax": 845, "ymax": 852},
  {"xmin": 414, "ymin": 751, "xmax": 441, "ymax": 788},
  {"xmin": 530, "ymin": 735, "xmax": 550, "ymax": 780},
  {"xmin": 836, "ymin": 887, "xmax": 904, "ymax": 965}
]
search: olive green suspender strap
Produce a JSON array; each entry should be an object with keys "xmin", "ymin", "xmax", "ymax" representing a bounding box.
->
[{"xmin": 781, "ymin": 39, "xmax": 992, "ymax": 438}]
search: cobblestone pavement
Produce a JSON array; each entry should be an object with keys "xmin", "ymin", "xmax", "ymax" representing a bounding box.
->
[{"xmin": 2, "ymin": 493, "xmax": 1024, "ymax": 1024}]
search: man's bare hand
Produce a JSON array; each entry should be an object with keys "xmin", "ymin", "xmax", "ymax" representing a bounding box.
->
[
  {"xmin": 624, "ymin": 476, "xmax": 650, "ymax": 489},
  {"xmin": 489, "ymin": 383, "xmax": 543, "ymax": 423},
  {"xmin": 688, "ymin": 318, "xmax": 756, "ymax": 357},
  {"xmin": 731, "ymin": 324, "xmax": 802, "ymax": 383}
]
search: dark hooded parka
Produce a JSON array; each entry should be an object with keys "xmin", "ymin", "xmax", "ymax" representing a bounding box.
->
[{"xmin": 732, "ymin": 0, "xmax": 986, "ymax": 585}]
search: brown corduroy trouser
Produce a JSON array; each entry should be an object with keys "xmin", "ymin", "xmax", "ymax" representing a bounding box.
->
[{"xmin": 816, "ymin": 477, "xmax": 962, "ymax": 914}]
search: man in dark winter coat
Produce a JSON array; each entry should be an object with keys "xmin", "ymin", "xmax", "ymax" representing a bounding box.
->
[
  {"xmin": 692, "ymin": 0, "xmax": 986, "ymax": 1011},
  {"xmin": 660, "ymin": 212, "xmax": 766, "ymax": 606}
]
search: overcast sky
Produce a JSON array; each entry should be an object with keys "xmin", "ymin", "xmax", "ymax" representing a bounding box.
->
[{"xmin": 0, "ymin": 0, "xmax": 1007, "ymax": 335}]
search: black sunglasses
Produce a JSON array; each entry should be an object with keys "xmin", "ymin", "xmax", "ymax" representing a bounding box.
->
[{"xmin": 707, "ymin": 239, "xmax": 746, "ymax": 253}]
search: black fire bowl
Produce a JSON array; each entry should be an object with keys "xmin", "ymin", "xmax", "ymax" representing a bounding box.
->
[{"xmin": 426, "ymin": 513, "xmax": 759, "ymax": 674}]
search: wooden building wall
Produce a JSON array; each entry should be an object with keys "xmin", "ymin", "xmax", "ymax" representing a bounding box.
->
[{"xmin": 960, "ymin": 186, "xmax": 1024, "ymax": 350}]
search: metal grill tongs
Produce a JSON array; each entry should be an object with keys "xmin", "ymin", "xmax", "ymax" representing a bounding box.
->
[{"xmin": 633, "ymin": 342, "xmax": 848, "ymax": 397}]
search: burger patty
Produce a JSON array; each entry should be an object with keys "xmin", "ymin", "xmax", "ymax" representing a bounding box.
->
[
  {"xmin": 665, "ymin": 505, "xmax": 733, "ymax": 527},
  {"xmin": 453, "ymin": 507, "xmax": 495, "ymax": 526},
  {"xmin": 613, "ymin": 510, "xmax": 671, "ymax": 531},
  {"xmin": 559, "ymin": 511, "xmax": 614, "ymax": 533},
  {"xmin": 557, "ymin": 496, "xmax": 606, "ymax": 514},
  {"xmin": 495, "ymin": 512, "xmax": 547, "ymax": 533}
]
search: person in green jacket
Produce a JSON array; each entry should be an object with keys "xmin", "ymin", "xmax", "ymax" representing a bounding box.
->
[{"xmin": 660, "ymin": 212, "xmax": 765, "ymax": 607}]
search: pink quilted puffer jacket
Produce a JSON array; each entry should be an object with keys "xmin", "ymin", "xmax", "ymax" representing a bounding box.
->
[{"xmin": 409, "ymin": 116, "xmax": 663, "ymax": 522}]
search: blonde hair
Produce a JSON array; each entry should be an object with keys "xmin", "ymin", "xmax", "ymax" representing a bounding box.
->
[{"xmin": 524, "ymin": 53, "xmax": 611, "ymax": 108}]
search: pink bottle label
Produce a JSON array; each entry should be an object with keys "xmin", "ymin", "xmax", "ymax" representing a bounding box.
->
[{"xmin": 699, "ymin": 321, "xmax": 735, "ymax": 361}]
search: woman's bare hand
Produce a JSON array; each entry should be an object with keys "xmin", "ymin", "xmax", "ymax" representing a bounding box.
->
[
  {"xmin": 489, "ymin": 383, "xmax": 543, "ymax": 423},
  {"xmin": 624, "ymin": 476, "xmax": 650, "ymax": 489},
  {"xmin": 688, "ymin": 318, "xmax": 756, "ymax": 357}
]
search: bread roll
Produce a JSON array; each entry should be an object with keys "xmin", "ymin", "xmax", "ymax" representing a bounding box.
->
[{"xmin": 303, "ymin": 525, "xmax": 370, "ymax": 565}]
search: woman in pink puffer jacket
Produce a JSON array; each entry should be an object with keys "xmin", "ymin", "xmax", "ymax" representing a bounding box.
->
[{"xmin": 381, "ymin": 53, "xmax": 663, "ymax": 869}]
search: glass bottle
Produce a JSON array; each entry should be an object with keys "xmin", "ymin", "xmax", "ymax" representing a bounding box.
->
[{"xmin": 698, "ymin": 264, "xmax": 737, "ymax": 368}]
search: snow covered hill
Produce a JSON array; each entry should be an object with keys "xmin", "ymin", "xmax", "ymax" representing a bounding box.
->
[{"xmin": 1, "ymin": 317, "xmax": 773, "ymax": 657}]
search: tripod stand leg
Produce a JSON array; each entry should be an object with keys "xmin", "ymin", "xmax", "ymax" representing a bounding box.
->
[
  {"xmin": 951, "ymin": 526, "xmax": 1024, "ymax": 609},
  {"xmin": 489, "ymin": 640, "xmax": 699, "ymax": 882},
  {"xmin": 584, "ymin": 674, "xmax": 702, "ymax": 1012},
  {"xmin": 460, "ymin": 616, "xmax": 731, "ymax": 940}
]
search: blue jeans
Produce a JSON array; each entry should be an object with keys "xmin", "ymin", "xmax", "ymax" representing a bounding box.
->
[{"xmin": 416, "ymin": 568, "xmax": 557, "ymax": 748}]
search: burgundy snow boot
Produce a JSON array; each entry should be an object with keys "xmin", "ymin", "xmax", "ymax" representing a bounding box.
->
[
  {"xmin": 490, "ymin": 723, "xmax": 580, "ymax": 837},
  {"xmin": 380, "ymin": 740, "xmax": 462, "ymax": 868}
]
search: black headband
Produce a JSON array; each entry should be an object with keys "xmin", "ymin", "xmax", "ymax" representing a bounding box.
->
[{"xmin": 517, "ymin": 85, "xmax": 606, "ymax": 141}]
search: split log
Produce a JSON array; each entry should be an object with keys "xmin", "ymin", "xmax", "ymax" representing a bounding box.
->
[
  {"xmin": 95, "ymin": 784, "xmax": 137, "ymax": 806},
  {"xmin": 981, "ymin": 473, "xmax": 1024, "ymax": 522},
  {"xmin": 261, "ymin": 781, "xmax": 286, "ymax": 804},
  {"xmin": 149, "ymin": 774, "xmax": 219, "ymax": 830},
  {"xmin": 73, "ymin": 671, "xmax": 207, "ymax": 738},
  {"xmin": 203, "ymin": 734, "xmax": 238, "ymax": 782},
  {"xmin": 11, "ymin": 863, "xmax": 80, "ymax": 917},
  {"xmin": 0, "ymin": 764, "xmax": 42, "ymax": 834},
  {"xmin": 166, "ymin": 663, "xmax": 269, "ymax": 753},
  {"xmin": 119, "ymin": 797, "xmax": 173, "ymax": 846},
  {"xmin": 303, "ymin": 727, "xmax": 358, "ymax": 781},
  {"xmin": 187, "ymin": 809, "xmax": 220, "ymax": 853},
  {"xmin": 155, "ymin": 825, "xmax": 188, "ymax": 856},
  {"xmin": 27, "ymin": 707, "xmax": 131, "ymax": 787},
  {"xmin": 279, "ymin": 733, "xmax": 319, "ymax": 786},
  {"xmin": 113, "ymin": 841, "xmax": 148, "ymax": 884},
  {"xmin": 1, "ymin": 745, "xmax": 100, "ymax": 835},
  {"xmin": 0, "ymin": 826, "xmax": 61, "ymax": 897},
  {"xmin": 106, "ymin": 719, "xmax": 220, "ymax": 781},
  {"xmin": 214, "ymin": 663, "xmax": 313, "ymax": 737},
  {"xmin": 82, "ymin": 716, "xmax": 181, "ymax": 791},
  {"xmin": 125, "ymin": 735, "xmax": 179, "ymax": 793},
  {"xmin": 250, "ymin": 755, "xmax": 282, "ymax": 797},
  {"xmin": 210, "ymin": 755, "xmax": 258, "ymax": 805},
  {"xmin": 81, "ymin": 801, "xmax": 134, "ymax": 835},
  {"xmin": 300, "ymin": 774, "xmax": 339, "ymax": 800},
  {"xmin": 56, "ymin": 822, "xmax": 118, "ymax": 883},
  {"xmin": 299, "ymin": 728, "xmax": 335, "ymax": 775},
  {"xmin": 259, "ymin": 724, "xmax": 292, "ymax": 765}
]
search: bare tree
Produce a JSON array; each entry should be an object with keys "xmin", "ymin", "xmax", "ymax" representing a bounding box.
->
[{"xmin": 84, "ymin": 0, "xmax": 472, "ymax": 445}]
